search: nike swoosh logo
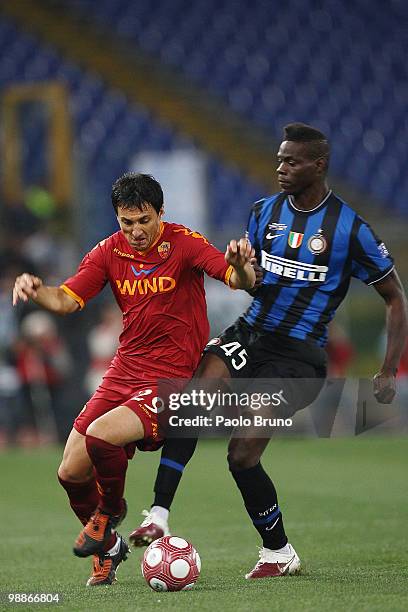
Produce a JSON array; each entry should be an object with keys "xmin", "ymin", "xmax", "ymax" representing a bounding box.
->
[
  {"xmin": 265, "ymin": 233, "xmax": 284, "ymax": 240},
  {"xmin": 131, "ymin": 264, "xmax": 160, "ymax": 277},
  {"xmin": 265, "ymin": 517, "xmax": 280, "ymax": 531},
  {"xmin": 278, "ymin": 555, "xmax": 296, "ymax": 575}
]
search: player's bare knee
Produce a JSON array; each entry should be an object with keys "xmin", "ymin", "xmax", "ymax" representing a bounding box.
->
[
  {"xmin": 85, "ymin": 419, "xmax": 105, "ymax": 439},
  {"xmin": 85, "ymin": 417, "xmax": 120, "ymax": 443},
  {"xmin": 57, "ymin": 460, "xmax": 92, "ymax": 483},
  {"xmin": 57, "ymin": 463, "xmax": 74, "ymax": 482},
  {"xmin": 227, "ymin": 438, "xmax": 263, "ymax": 472},
  {"xmin": 85, "ymin": 406, "xmax": 141, "ymax": 445},
  {"xmin": 227, "ymin": 445, "xmax": 259, "ymax": 471}
]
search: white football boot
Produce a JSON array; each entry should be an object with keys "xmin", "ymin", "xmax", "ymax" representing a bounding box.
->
[
  {"xmin": 129, "ymin": 509, "xmax": 170, "ymax": 547},
  {"xmin": 245, "ymin": 543, "xmax": 301, "ymax": 579}
]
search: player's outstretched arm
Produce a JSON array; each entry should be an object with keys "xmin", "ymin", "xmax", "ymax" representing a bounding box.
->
[
  {"xmin": 12, "ymin": 273, "xmax": 79, "ymax": 315},
  {"xmin": 225, "ymin": 238, "xmax": 256, "ymax": 290},
  {"xmin": 372, "ymin": 270, "xmax": 408, "ymax": 403}
]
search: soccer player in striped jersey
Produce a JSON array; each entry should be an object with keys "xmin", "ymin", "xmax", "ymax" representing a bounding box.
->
[{"xmin": 130, "ymin": 124, "xmax": 408, "ymax": 579}]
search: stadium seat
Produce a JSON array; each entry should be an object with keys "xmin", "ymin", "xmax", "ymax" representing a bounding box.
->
[
  {"xmin": 1, "ymin": 0, "xmax": 407, "ymax": 225},
  {"xmin": 52, "ymin": 0, "xmax": 408, "ymax": 212}
]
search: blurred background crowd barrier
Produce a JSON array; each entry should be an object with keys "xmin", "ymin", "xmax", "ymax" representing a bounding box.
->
[{"xmin": 0, "ymin": 0, "xmax": 407, "ymax": 446}]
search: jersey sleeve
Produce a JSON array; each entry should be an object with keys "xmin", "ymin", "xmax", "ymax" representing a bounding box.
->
[
  {"xmin": 350, "ymin": 218, "xmax": 394, "ymax": 285},
  {"xmin": 60, "ymin": 242, "xmax": 108, "ymax": 308},
  {"xmin": 246, "ymin": 208, "xmax": 257, "ymax": 247},
  {"xmin": 246, "ymin": 199, "xmax": 265, "ymax": 259},
  {"xmin": 183, "ymin": 231, "xmax": 232, "ymax": 285}
]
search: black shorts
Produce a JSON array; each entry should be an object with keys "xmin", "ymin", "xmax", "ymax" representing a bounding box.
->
[{"xmin": 204, "ymin": 318, "xmax": 327, "ymax": 417}]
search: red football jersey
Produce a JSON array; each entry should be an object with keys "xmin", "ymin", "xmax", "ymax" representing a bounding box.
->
[{"xmin": 61, "ymin": 222, "xmax": 232, "ymax": 378}]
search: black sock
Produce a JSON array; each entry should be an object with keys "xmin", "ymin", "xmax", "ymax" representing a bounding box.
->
[
  {"xmin": 230, "ymin": 462, "xmax": 288, "ymax": 550},
  {"xmin": 153, "ymin": 437, "xmax": 198, "ymax": 509}
]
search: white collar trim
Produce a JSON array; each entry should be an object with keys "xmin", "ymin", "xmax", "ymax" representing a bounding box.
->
[{"xmin": 288, "ymin": 189, "xmax": 332, "ymax": 213}]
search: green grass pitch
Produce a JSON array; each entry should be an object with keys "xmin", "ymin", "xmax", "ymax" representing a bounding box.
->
[{"xmin": 1, "ymin": 437, "xmax": 407, "ymax": 612}]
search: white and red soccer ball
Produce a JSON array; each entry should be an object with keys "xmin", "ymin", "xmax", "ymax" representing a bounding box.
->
[{"xmin": 141, "ymin": 536, "xmax": 201, "ymax": 591}]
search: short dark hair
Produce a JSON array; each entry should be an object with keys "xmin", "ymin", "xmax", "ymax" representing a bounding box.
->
[
  {"xmin": 283, "ymin": 122, "xmax": 330, "ymax": 166},
  {"xmin": 111, "ymin": 173, "xmax": 163, "ymax": 214}
]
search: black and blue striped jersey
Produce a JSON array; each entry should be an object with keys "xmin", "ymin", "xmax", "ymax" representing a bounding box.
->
[{"xmin": 244, "ymin": 190, "xmax": 394, "ymax": 347}]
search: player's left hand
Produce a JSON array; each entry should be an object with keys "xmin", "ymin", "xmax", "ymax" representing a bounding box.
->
[
  {"xmin": 225, "ymin": 238, "xmax": 255, "ymax": 269},
  {"xmin": 373, "ymin": 370, "xmax": 397, "ymax": 404},
  {"xmin": 251, "ymin": 257, "xmax": 263, "ymax": 288}
]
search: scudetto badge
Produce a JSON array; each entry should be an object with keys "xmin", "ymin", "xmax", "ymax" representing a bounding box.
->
[{"xmin": 307, "ymin": 233, "xmax": 327, "ymax": 255}]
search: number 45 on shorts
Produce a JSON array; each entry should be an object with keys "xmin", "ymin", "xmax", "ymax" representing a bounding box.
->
[{"xmin": 219, "ymin": 341, "xmax": 248, "ymax": 371}]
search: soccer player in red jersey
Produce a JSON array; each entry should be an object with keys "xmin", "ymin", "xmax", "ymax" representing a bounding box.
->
[{"xmin": 12, "ymin": 173, "xmax": 255, "ymax": 586}]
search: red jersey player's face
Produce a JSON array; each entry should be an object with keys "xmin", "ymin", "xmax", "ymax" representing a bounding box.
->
[{"xmin": 117, "ymin": 203, "xmax": 163, "ymax": 251}]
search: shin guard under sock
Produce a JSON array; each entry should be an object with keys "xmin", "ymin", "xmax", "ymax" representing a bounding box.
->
[
  {"xmin": 153, "ymin": 437, "xmax": 198, "ymax": 509},
  {"xmin": 85, "ymin": 435, "xmax": 128, "ymax": 517},
  {"xmin": 57, "ymin": 475, "xmax": 99, "ymax": 526},
  {"xmin": 230, "ymin": 462, "xmax": 288, "ymax": 550}
]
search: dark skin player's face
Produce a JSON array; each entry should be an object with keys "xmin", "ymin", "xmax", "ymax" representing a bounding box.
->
[
  {"xmin": 276, "ymin": 141, "xmax": 326, "ymax": 196},
  {"xmin": 117, "ymin": 203, "xmax": 163, "ymax": 251}
]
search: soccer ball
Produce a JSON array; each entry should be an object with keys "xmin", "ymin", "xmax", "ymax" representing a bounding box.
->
[{"xmin": 141, "ymin": 536, "xmax": 201, "ymax": 591}]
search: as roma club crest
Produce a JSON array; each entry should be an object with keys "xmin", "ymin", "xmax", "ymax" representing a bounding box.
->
[
  {"xmin": 307, "ymin": 231, "xmax": 327, "ymax": 255},
  {"xmin": 157, "ymin": 241, "xmax": 171, "ymax": 259},
  {"xmin": 288, "ymin": 231, "xmax": 304, "ymax": 248}
]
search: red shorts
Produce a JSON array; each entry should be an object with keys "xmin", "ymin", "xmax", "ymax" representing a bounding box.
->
[{"xmin": 74, "ymin": 364, "xmax": 187, "ymax": 456}]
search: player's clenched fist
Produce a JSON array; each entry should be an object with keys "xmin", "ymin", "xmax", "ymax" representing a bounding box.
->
[
  {"xmin": 225, "ymin": 237, "xmax": 254, "ymax": 268},
  {"xmin": 224, "ymin": 238, "xmax": 256, "ymax": 290},
  {"xmin": 12, "ymin": 273, "xmax": 43, "ymax": 306},
  {"xmin": 373, "ymin": 370, "xmax": 397, "ymax": 404}
]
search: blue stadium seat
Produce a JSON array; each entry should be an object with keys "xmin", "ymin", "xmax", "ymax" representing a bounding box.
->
[
  {"xmin": 50, "ymin": 0, "xmax": 404, "ymax": 211},
  {"xmin": 2, "ymin": 0, "xmax": 408, "ymax": 218}
]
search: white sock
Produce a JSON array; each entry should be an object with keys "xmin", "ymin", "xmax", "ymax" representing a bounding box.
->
[
  {"xmin": 151, "ymin": 505, "xmax": 169, "ymax": 522},
  {"xmin": 106, "ymin": 535, "xmax": 121, "ymax": 556},
  {"xmin": 270, "ymin": 543, "xmax": 292, "ymax": 555}
]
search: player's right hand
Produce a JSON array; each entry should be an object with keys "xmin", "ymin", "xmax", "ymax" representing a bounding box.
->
[
  {"xmin": 372, "ymin": 370, "xmax": 397, "ymax": 404},
  {"xmin": 225, "ymin": 237, "xmax": 254, "ymax": 269},
  {"xmin": 12, "ymin": 273, "xmax": 43, "ymax": 306}
]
